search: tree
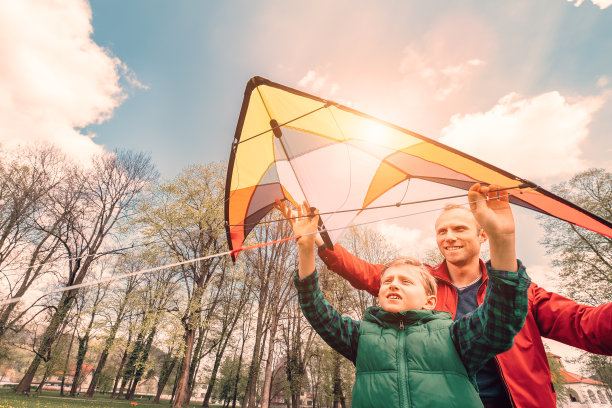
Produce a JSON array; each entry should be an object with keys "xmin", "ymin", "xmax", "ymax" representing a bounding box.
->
[
  {"xmin": 15, "ymin": 150, "xmax": 157, "ymax": 394},
  {"xmin": 118, "ymin": 261, "xmax": 176, "ymax": 400},
  {"xmin": 279, "ymin": 299, "xmax": 317, "ymax": 408},
  {"xmin": 241, "ymin": 213, "xmax": 295, "ymax": 408},
  {"xmin": 539, "ymin": 168, "xmax": 611, "ymax": 305},
  {"xmin": 0, "ymin": 145, "xmax": 67, "ymax": 339},
  {"xmin": 70, "ymin": 283, "xmax": 106, "ymax": 396},
  {"xmin": 135, "ymin": 163, "xmax": 226, "ymax": 408},
  {"xmin": 581, "ymin": 354, "xmax": 612, "ymax": 402},
  {"xmin": 214, "ymin": 355, "xmax": 249, "ymax": 407},
  {"xmin": 86, "ymin": 256, "xmax": 142, "ymax": 397},
  {"xmin": 546, "ymin": 351, "xmax": 569, "ymax": 404},
  {"xmin": 539, "ymin": 169, "xmax": 611, "ymax": 404},
  {"xmin": 201, "ymin": 265, "xmax": 253, "ymax": 408}
]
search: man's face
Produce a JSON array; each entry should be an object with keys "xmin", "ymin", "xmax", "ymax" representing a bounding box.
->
[
  {"xmin": 378, "ymin": 265, "xmax": 436, "ymax": 313},
  {"xmin": 435, "ymin": 208, "xmax": 486, "ymax": 267}
]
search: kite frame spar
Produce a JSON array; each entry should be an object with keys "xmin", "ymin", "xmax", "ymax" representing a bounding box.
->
[{"xmin": 224, "ymin": 76, "xmax": 612, "ymax": 260}]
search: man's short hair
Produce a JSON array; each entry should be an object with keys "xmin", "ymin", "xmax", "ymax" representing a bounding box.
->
[
  {"xmin": 381, "ymin": 257, "xmax": 437, "ymax": 296},
  {"xmin": 440, "ymin": 204, "xmax": 482, "ymax": 232}
]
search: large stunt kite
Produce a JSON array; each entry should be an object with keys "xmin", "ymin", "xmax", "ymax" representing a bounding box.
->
[{"xmin": 224, "ymin": 76, "xmax": 612, "ymax": 260}]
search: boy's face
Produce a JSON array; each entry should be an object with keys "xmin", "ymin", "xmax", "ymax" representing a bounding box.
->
[{"xmin": 378, "ymin": 265, "xmax": 437, "ymax": 313}]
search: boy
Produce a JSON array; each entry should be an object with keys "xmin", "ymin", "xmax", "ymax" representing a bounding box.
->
[{"xmin": 277, "ymin": 184, "xmax": 530, "ymax": 408}]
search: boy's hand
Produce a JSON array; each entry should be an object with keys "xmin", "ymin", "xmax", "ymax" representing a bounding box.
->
[
  {"xmin": 275, "ymin": 199, "xmax": 319, "ymax": 279},
  {"xmin": 468, "ymin": 183, "xmax": 517, "ymax": 272},
  {"xmin": 274, "ymin": 199, "xmax": 319, "ymax": 247}
]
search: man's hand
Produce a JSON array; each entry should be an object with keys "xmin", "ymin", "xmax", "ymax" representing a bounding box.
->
[
  {"xmin": 467, "ymin": 184, "xmax": 515, "ymax": 240},
  {"xmin": 468, "ymin": 184, "xmax": 517, "ymax": 272}
]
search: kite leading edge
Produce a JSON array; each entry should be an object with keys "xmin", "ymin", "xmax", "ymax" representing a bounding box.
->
[{"xmin": 224, "ymin": 76, "xmax": 612, "ymax": 261}]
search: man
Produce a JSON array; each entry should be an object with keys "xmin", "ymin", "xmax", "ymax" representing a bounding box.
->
[{"xmin": 311, "ymin": 196, "xmax": 612, "ymax": 407}]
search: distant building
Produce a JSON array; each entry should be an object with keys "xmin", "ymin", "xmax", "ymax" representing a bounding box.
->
[
  {"xmin": 561, "ymin": 370, "xmax": 611, "ymax": 407},
  {"xmin": 549, "ymin": 354, "xmax": 611, "ymax": 407}
]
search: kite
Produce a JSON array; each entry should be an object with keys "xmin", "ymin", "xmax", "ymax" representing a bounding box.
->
[{"xmin": 224, "ymin": 76, "xmax": 612, "ymax": 259}]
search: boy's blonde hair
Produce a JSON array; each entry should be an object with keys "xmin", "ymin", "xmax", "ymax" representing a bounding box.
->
[{"xmin": 381, "ymin": 257, "xmax": 437, "ymax": 296}]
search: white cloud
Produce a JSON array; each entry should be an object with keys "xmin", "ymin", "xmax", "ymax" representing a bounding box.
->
[
  {"xmin": 297, "ymin": 69, "xmax": 341, "ymax": 98},
  {"xmin": 399, "ymin": 46, "xmax": 485, "ymax": 101},
  {"xmin": 567, "ymin": 0, "xmax": 612, "ymax": 9},
  {"xmin": 597, "ymin": 76, "xmax": 609, "ymax": 87},
  {"xmin": 0, "ymin": 0, "xmax": 140, "ymax": 162},
  {"xmin": 439, "ymin": 91, "xmax": 605, "ymax": 181}
]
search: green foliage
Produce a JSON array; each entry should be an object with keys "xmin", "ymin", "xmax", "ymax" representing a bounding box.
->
[
  {"xmin": 213, "ymin": 356, "xmax": 248, "ymax": 405},
  {"xmin": 539, "ymin": 168, "xmax": 612, "ymax": 305},
  {"xmin": 581, "ymin": 354, "xmax": 612, "ymax": 397},
  {"xmin": 546, "ymin": 352, "xmax": 569, "ymax": 404}
]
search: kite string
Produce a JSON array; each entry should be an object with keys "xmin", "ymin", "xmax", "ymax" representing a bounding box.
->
[
  {"xmin": 0, "ymin": 239, "xmax": 168, "ymax": 273},
  {"xmin": 0, "ymin": 197, "xmax": 494, "ymax": 308}
]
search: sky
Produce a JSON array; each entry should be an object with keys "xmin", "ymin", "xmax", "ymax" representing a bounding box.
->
[{"xmin": 1, "ymin": 0, "xmax": 611, "ymax": 369}]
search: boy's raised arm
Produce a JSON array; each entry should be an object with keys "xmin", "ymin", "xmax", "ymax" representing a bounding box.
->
[{"xmin": 276, "ymin": 200, "xmax": 361, "ymax": 363}]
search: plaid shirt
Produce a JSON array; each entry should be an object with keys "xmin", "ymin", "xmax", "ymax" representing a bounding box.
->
[{"xmin": 294, "ymin": 261, "xmax": 530, "ymax": 377}]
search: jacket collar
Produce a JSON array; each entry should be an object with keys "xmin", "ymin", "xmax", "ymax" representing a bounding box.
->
[
  {"xmin": 429, "ymin": 258, "xmax": 489, "ymax": 287},
  {"xmin": 364, "ymin": 307, "xmax": 451, "ymax": 329}
]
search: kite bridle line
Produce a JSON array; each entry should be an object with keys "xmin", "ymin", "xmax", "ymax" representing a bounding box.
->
[
  {"xmin": 229, "ymin": 184, "xmax": 536, "ymax": 228},
  {"xmin": 0, "ymin": 196, "xmax": 497, "ymax": 308}
]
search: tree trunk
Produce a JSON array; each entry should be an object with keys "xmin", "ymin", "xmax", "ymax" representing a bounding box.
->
[
  {"xmin": 172, "ymin": 325, "xmax": 197, "ymax": 408},
  {"xmin": 15, "ymin": 290, "xmax": 75, "ymax": 394},
  {"xmin": 260, "ymin": 313, "xmax": 279, "ymax": 408},
  {"xmin": 202, "ymin": 341, "xmax": 228, "ymax": 408},
  {"xmin": 35, "ymin": 368, "xmax": 50, "ymax": 395},
  {"xmin": 186, "ymin": 327, "xmax": 205, "ymax": 403},
  {"xmin": 69, "ymin": 332, "xmax": 90, "ymax": 396},
  {"xmin": 60, "ymin": 324, "xmax": 77, "ymax": 396},
  {"xmin": 120, "ymin": 330, "xmax": 146, "ymax": 399},
  {"xmin": 231, "ymin": 336, "xmax": 246, "ymax": 408},
  {"xmin": 86, "ymin": 306, "xmax": 125, "ymax": 396},
  {"xmin": 332, "ymin": 353, "xmax": 346, "ymax": 408},
  {"xmin": 153, "ymin": 355, "xmax": 177, "ymax": 404},
  {"xmin": 126, "ymin": 327, "xmax": 156, "ymax": 399},
  {"xmin": 242, "ymin": 292, "xmax": 268, "ymax": 408},
  {"xmin": 111, "ymin": 333, "xmax": 132, "ymax": 398},
  {"xmin": 170, "ymin": 359, "xmax": 183, "ymax": 404}
]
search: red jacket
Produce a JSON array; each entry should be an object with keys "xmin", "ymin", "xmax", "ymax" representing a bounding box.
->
[{"xmin": 319, "ymin": 244, "xmax": 612, "ymax": 408}]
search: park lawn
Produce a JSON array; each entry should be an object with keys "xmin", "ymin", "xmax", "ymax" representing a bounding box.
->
[{"xmin": 0, "ymin": 389, "xmax": 222, "ymax": 408}]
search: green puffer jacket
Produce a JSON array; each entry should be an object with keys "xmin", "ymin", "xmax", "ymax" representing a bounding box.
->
[{"xmin": 352, "ymin": 308, "xmax": 483, "ymax": 408}]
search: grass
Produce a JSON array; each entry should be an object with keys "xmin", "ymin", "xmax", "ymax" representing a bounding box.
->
[{"xmin": 0, "ymin": 388, "xmax": 223, "ymax": 408}]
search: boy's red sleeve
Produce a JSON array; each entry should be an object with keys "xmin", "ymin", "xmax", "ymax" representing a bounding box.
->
[
  {"xmin": 318, "ymin": 243, "xmax": 383, "ymax": 297},
  {"xmin": 532, "ymin": 284, "xmax": 612, "ymax": 355}
]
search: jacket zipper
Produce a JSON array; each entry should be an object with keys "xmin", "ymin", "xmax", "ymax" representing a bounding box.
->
[
  {"xmin": 495, "ymin": 357, "xmax": 516, "ymax": 408},
  {"xmin": 398, "ymin": 320, "xmax": 409, "ymax": 408}
]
